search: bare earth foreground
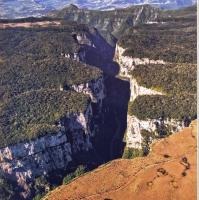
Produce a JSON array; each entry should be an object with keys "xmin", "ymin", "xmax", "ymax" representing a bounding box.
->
[{"xmin": 44, "ymin": 121, "xmax": 197, "ymax": 200}]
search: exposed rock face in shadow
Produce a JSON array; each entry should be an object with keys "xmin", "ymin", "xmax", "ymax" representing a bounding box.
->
[
  {"xmin": 83, "ymin": 28, "xmax": 120, "ymax": 76},
  {"xmin": 44, "ymin": 121, "xmax": 197, "ymax": 200},
  {"xmin": 81, "ymin": 29, "xmax": 130, "ymax": 162},
  {"xmin": 92, "ymin": 76, "xmax": 130, "ymax": 161}
]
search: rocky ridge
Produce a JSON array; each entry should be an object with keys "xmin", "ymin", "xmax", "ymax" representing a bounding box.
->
[
  {"xmin": 114, "ymin": 44, "xmax": 185, "ymax": 149},
  {"xmin": 113, "ymin": 6, "xmax": 196, "ymax": 149},
  {"xmin": 0, "ymin": 23, "xmax": 106, "ymax": 198}
]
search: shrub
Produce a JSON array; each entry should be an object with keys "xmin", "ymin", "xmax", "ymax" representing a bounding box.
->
[
  {"xmin": 122, "ymin": 147, "xmax": 143, "ymax": 159},
  {"xmin": 128, "ymin": 95, "xmax": 196, "ymax": 120},
  {"xmin": 0, "ymin": 90, "xmax": 90, "ymax": 148},
  {"xmin": 63, "ymin": 173, "xmax": 75, "ymax": 185},
  {"xmin": 62, "ymin": 165, "xmax": 87, "ymax": 185}
]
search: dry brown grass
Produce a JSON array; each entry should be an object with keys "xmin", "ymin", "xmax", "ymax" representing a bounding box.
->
[
  {"xmin": 44, "ymin": 120, "xmax": 197, "ymax": 200},
  {"xmin": 0, "ymin": 21, "xmax": 61, "ymax": 29}
]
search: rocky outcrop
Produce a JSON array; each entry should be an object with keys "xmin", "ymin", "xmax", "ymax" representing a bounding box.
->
[
  {"xmin": 0, "ymin": 128, "xmax": 71, "ymax": 185},
  {"xmin": 50, "ymin": 5, "xmax": 160, "ymax": 37},
  {"xmin": 71, "ymin": 76, "xmax": 105, "ymax": 105},
  {"xmin": 114, "ymin": 45, "xmax": 185, "ymax": 149},
  {"xmin": 126, "ymin": 115, "xmax": 184, "ymax": 149},
  {"xmin": 129, "ymin": 78, "xmax": 163, "ymax": 101},
  {"xmin": 115, "ymin": 44, "xmax": 165, "ymax": 77},
  {"xmin": 65, "ymin": 103, "xmax": 94, "ymax": 152},
  {"xmin": 0, "ymin": 103, "xmax": 94, "ymax": 196}
]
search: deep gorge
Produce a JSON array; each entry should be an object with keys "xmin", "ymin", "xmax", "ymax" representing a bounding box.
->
[{"xmin": 0, "ymin": 4, "xmax": 196, "ymax": 200}]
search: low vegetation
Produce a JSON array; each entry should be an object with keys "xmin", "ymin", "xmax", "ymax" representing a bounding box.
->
[
  {"xmin": 0, "ymin": 90, "xmax": 90, "ymax": 148},
  {"xmin": 118, "ymin": 6, "xmax": 196, "ymax": 63},
  {"xmin": 128, "ymin": 94, "xmax": 196, "ymax": 120},
  {"xmin": 122, "ymin": 147, "xmax": 144, "ymax": 159},
  {"xmin": 62, "ymin": 165, "xmax": 87, "ymax": 185},
  {"xmin": 123, "ymin": 129, "xmax": 156, "ymax": 159},
  {"xmin": 33, "ymin": 176, "xmax": 51, "ymax": 200},
  {"xmin": 130, "ymin": 63, "xmax": 196, "ymax": 95}
]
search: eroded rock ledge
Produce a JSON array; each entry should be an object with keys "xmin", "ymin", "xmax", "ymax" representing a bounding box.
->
[
  {"xmin": 114, "ymin": 45, "xmax": 185, "ymax": 149},
  {"xmin": 71, "ymin": 76, "xmax": 105, "ymax": 105},
  {"xmin": 0, "ymin": 103, "xmax": 94, "ymax": 191}
]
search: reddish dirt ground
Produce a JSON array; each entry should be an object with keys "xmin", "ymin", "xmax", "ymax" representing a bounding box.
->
[
  {"xmin": 0, "ymin": 21, "xmax": 61, "ymax": 29},
  {"xmin": 44, "ymin": 120, "xmax": 197, "ymax": 200}
]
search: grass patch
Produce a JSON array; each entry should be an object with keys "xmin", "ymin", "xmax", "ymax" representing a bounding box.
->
[
  {"xmin": 122, "ymin": 147, "xmax": 144, "ymax": 159},
  {"xmin": 62, "ymin": 165, "xmax": 86, "ymax": 185}
]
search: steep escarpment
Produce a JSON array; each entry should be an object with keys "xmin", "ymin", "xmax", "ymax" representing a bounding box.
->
[
  {"xmin": 0, "ymin": 5, "xmax": 197, "ymax": 200},
  {"xmin": 0, "ymin": 90, "xmax": 92, "ymax": 194},
  {"xmin": 49, "ymin": 4, "xmax": 160, "ymax": 45},
  {"xmin": 44, "ymin": 120, "xmax": 197, "ymax": 200},
  {"xmin": 114, "ymin": 6, "xmax": 197, "ymax": 151},
  {"xmin": 0, "ymin": 23, "xmax": 105, "ymax": 199}
]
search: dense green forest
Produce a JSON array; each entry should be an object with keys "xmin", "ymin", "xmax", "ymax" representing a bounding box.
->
[
  {"xmin": 130, "ymin": 63, "xmax": 196, "ymax": 95},
  {"xmin": 124, "ymin": 6, "xmax": 197, "ymax": 121},
  {"xmin": 119, "ymin": 29, "xmax": 196, "ymax": 63},
  {"xmin": 0, "ymin": 55, "xmax": 101, "ymax": 103},
  {"xmin": 0, "ymin": 90, "xmax": 90, "ymax": 148},
  {"xmin": 0, "ymin": 22, "xmax": 102, "ymax": 147},
  {"xmin": 128, "ymin": 94, "xmax": 196, "ymax": 120},
  {"xmin": 128, "ymin": 63, "xmax": 196, "ymax": 120},
  {"xmin": 0, "ymin": 23, "xmax": 90, "ymax": 60},
  {"xmin": 118, "ymin": 7, "xmax": 196, "ymax": 63}
]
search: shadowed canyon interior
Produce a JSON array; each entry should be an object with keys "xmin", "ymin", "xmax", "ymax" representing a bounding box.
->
[{"xmin": 0, "ymin": 4, "xmax": 197, "ymax": 200}]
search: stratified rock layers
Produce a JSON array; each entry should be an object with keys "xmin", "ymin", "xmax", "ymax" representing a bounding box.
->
[{"xmin": 0, "ymin": 75, "xmax": 105, "ymax": 191}]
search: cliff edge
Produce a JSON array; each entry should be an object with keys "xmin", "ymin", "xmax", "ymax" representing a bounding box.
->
[{"xmin": 44, "ymin": 120, "xmax": 197, "ymax": 200}]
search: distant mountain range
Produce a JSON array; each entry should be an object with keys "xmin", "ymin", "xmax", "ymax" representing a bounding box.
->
[{"xmin": 0, "ymin": 0, "xmax": 197, "ymax": 19}]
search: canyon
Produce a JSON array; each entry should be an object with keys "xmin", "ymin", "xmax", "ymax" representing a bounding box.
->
[{"xmin": 0, "ymin": 4, "xmax": 197, "ymax": 200}]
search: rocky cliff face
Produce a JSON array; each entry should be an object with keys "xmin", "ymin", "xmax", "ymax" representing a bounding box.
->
[
  {"xmin": 126, "ymin": 115, "xmax": 184, "ymax": 149},
  {"xmin": 44, "ymin": 120, "xmax": 197, "ymax": 200},
  {"xmin": 115, "ymin": 44, "xmax": 165, "ymax": 77},
  {"xmin": 0, "ymin": 69, "xmax": 105, "ymax": 198},
  {"xmin": 51, "ymin": 5, "xmax": 160, "ymax": 38},
  {"xmin": 0, "ymin": 103, "xmax": 94, "ymax": 195},
  {"xmin": 114, "ymin": 45, "xmax": 184, "ymax": 149},
  {"xmin": 71, "ymin": 76, "xmax": 105, "ymax": 105},
  {"xmin": 129, "ymin": 78, "xmax": 163, "ymax": 102}
]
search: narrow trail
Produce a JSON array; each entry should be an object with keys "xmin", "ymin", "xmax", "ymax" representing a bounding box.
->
[{"xmin": 77, "ymin": 150, "xmax": 194, "ymax": 200}]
